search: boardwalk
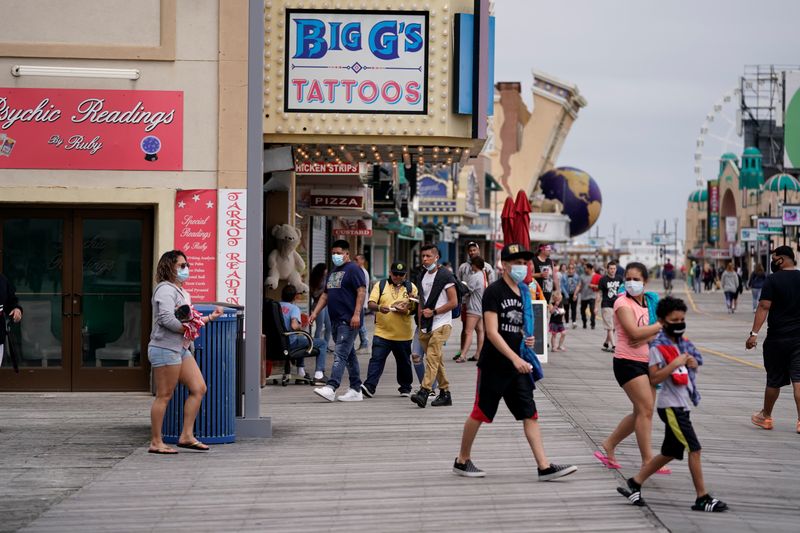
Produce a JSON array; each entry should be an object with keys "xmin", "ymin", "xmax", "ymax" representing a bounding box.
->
[{"xmin": 1, "ymin": 281, "xmax": 797, "ymax": 532}]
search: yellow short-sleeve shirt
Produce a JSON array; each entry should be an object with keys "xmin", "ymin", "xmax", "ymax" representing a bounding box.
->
[{"xmin": 368, "ymin": 280, "xmax": 419, "ymax": 341}]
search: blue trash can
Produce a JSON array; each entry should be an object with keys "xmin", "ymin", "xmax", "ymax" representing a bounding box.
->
[{"xmin": 162, "ymin": 305, "xmax": 237, "ymax": 444}]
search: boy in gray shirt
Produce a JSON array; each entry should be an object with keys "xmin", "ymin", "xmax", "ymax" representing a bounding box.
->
[{"xmin": 617, "ymin": 297, "xmax": 728, "ymax": 513}]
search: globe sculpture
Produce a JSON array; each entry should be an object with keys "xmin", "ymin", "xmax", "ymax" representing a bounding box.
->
[{"xmin": 538, "ymin": 166, "xmax": 602, "ymax": 237}]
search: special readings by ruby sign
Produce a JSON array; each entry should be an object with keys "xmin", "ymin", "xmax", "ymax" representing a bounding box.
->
[{"xmin": 0, "ymin": 88, "xmax": 183, "ymax": 170}]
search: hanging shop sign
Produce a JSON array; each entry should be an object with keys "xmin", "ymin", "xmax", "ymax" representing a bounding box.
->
[
  {"xmin": 285, "ymin": 9, "xmax": 428, "ymax": 113},
  {"xmin": 0, "ymin": 88, "xmax": 182, "ymax": 170},
  {"xmin": 332, "ymin": 217, "xmax": 373, "ymax": 237},
  {"xmin": 216, "ymin": 189, "xmax": 246, "ymax": 307},
  {"xmin": 782, "ymin": 204, "xmax": 800, "ymax": 226},
  {"xmin": 297, "ymin": 185, "xmax": 374, "ymax": 216},
  {"xmin": 725, "ymin": 216, "xmax": 738, "ymax": 242},
  {"xmin": 707, "ymin": 179, "xmax": 719, "ymax": 244},
  {"xmin": 756, "ymin": 217, "xmax": 783, "ymax": 235},
  {"xmin": 706, "ymin": 248, "xmax": 732, "ymax": 260},
  {"xmin": 175, "ymin": 190, "xmax": 217, "ymax": 303},
  {"xmin": 740, "ymin": 228, "xmax": 758, "ymax": 242}
]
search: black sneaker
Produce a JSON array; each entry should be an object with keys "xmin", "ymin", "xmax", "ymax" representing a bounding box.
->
[
  {"xmin": 537, "ymin": 463, "xmax": 577, "ymax": 481},
  {"xmin": 312, "ymin": 375, "xmax": 328, "ymax": 386},
  {"xmin": 617, "ymin": 478, "xmax": 645, "ymax": 506},
  {"xmin": 692, "ymin": 494, "xmax": 728, "ymax": 512},
  {"xmin": 602, "ymin": 342, "xmax": 610, "ymax": 352},
  {"xmin": 411, "ymin": 388, "xmax": 430, "ymax": 408},
  {"xmin": 452, "ymin": 458, "xmax": 486, "ymax": 478},
  {"xmin": 360, "ymin": 384, "xmax": 374, "ymax": 398},
  {"xmin": 431, "ymin": 390, "xmax": 452, "ymax": 407}
]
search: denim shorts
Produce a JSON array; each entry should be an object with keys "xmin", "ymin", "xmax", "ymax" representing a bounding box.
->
[{"xmin": 148, "ymin": 346, "xmax": 191, "ymax": 367}]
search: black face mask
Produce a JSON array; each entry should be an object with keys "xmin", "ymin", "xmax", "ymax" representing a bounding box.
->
[
  {"xmin": 664, "ymin": 322, "xmax": 686, "ymax": 337},
  {"xmin": 770, "ymin": 258, "xmax": 783, "ymax": 273}
]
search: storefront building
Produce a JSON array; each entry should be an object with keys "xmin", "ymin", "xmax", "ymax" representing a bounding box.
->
[
  {"xmin": 685, "ymin": 148, "xmax": 800, "ymax": 271},
  {"xmin": 261, "ymin": 0, "xmax": 495, "ymax": 297},
  {"xmin": 0, "ymin": 1, "xmax": 249, "ymax": 391}
]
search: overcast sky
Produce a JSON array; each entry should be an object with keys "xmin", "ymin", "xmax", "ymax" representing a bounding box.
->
[{"xmin": 493, "ymin": 0, "xmax": 800, "ymax": 243}]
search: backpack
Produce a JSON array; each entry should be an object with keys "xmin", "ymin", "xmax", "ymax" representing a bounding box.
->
[{"xmin": 377, "ymin": 279, "xmax": 415, "ymax": 306}]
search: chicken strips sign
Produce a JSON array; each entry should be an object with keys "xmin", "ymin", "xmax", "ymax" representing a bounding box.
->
[{"xmin": 285, "ymin": 9, "xmax": 428, "ymax": 114}]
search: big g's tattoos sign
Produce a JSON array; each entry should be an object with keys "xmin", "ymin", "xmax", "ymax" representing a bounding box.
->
[
  {"xmin": 0, "ymin": 88, "xmax": 182, "ymax": 170},
  {"xmin": 285, "ymin": 10, "xmax": 428, "ymax": 113}
]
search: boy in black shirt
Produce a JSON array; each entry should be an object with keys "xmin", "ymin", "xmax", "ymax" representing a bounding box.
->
[
  {"xmin": 452, "ymin": 244, "xmax": 578, "ymax": 481},
  {"xmin": 598, "ymin": 261, "xmax": 623, "ymax": 352}
]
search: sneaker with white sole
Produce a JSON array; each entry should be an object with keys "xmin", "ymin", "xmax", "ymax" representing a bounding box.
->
[
  {"xmin": 537, "ymin": 463, "xmax": 578, "ymax": 481},
  {"xmin": 336, "ymin": 388, "xmax": 363, "ymax": 402},
  {"xmin": 360, "ymin": 384, "xmax": 374, "ymax": 398},
  {"xmin": 313, "ymin": 385, "xmax": 336, "ymax": 402},
  {"xmin": 452, "ymin": 458, "xmax": 486, "ymax": 477}
]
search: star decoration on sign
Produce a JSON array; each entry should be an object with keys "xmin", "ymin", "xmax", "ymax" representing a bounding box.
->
[
  {"xmin": 177, "ymin": 201, "xmax": 186, "ymax": 208},
  {"xmin": 192, "ymin": 194, "xmax": 200, "ymax": 202},
  {"xmin": 206, "ymin": 201, "xmax": 214, "ymax": 209}
]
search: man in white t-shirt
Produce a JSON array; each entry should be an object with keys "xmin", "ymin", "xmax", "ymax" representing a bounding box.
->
[{"xmin": 411, "ymin": 244, "xmax": 459, "ymax": 408}]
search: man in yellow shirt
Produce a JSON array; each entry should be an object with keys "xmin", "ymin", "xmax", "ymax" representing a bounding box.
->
[{"xmin": 360, "ymin": 262, "xmax": 418, "ymax": 398}]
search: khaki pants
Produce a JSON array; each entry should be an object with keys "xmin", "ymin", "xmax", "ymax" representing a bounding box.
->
[{"xmin": 419, "ymin": 324, "xmax": 451, "ymax": 391}]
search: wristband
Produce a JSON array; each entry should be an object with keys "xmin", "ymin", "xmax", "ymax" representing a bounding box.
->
[{"xmin": 749, "ymin": 331, "xmax": 757, "ymax": 337}]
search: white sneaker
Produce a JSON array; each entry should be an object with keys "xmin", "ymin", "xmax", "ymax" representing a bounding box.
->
[
  {"xmin": 336, "ymin": 388, "xmax": 363, "ymax": 402},
  {"xmin": 313, "ymin": 385, "xmax": 336, "ymax": 402}
]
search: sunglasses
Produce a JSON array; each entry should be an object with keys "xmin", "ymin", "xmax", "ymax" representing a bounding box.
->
[{"xmin": 177, "ymin": 262, "xmax": 191, "ymax": 269}]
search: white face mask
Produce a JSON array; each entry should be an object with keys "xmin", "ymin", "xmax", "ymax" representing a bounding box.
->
[{"xmin": 625, "ymin": 280, "xmax": 644, "ymax": 296}]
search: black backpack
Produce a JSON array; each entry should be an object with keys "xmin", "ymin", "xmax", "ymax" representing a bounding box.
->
[{"xmin": 420, "ymin": 268, "xmax": 464, "ymax": 321}]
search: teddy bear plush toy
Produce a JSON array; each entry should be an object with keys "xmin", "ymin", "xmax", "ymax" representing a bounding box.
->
[{"xmin": 265, "ymin": 224, "xmax": 308, "ymax": 293}]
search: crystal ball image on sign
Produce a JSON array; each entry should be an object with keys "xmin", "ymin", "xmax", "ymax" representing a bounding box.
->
[
  {"xmin": 285, "ymin": 10, "xmax": 428, "ymax": 113},
  {"xmin": 140, "ymin": 135, "xmax": 161, "ymax": 161},
  {"xmin": 538, "ymin": 166, "xmax": 602, "ymax": 237}
]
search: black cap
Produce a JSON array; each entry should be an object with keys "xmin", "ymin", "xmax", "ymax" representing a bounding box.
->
[
  {"xmin": 772, "ymin": 245, "xmax": 795, "ymax": 262},
  {"xmin": 390, "ymin": 261, "xmax": 408, "ymax": 275},
  {"xmin": 501, "ymin": 243, "xmax": 534, "ymax": 261}
]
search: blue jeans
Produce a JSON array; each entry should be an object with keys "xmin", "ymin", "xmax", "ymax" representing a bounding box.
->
[
  {"xmin": 358, "ymin": 309, "xmax": 369, "ymax": 347},
  {"xmin": 327, "ymin": 322, "xmax": 361, "ymax": 390},
  {"xmin": 314, "ymin": 306, "xmax": 332, "ymax": 345},
  {"xmin": 693, "ymin": 277, "xmax": 702, "ymax": 293},
  {"xmin": 292, "ymin": 336, "xmax": 328, "ymax": 374},
  {"xmin": 364, "ymin": 336, "xmax": 413, "ymax": 394},
  {"xmin": 751, "ymin": 288, "xmax": 761, "ymax": 311}
]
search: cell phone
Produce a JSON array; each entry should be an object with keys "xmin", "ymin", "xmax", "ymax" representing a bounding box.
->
[{"xmin": 408, "ymin": 297, "xmax": 419, "ymax": 303}]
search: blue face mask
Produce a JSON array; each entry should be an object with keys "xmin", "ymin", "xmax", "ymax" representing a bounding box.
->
[
  {"xmin": 510, "ymin": 265, "xmax": 527, "ymax": 284},
  {"xmin": 331, "ymin": 254, "xmax": 345, "ymax": 267},
  {"xmin": 176, "ymin": 267, "xmax": 190, "ymax": 282},
  {"xmin": 625, "ymin": 280, "xmax": 644, "ymax": 296},
  {"xmin": 424, "ymin": 262, "xmax": 437, "ymax": 272}
]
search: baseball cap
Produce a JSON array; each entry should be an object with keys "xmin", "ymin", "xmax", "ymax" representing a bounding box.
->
[
  {"xmin": 771, "ymin": 245, "xmax": 795, "ymax": 261},
  {"xmin": 390, "ymin": 261, "xmax": 408, "ymax": 275},
  {"xmin": 501, "ymin": 243, "xmax": 534, "ymax": 261}
]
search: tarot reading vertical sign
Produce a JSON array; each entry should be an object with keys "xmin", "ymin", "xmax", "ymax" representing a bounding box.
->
[
  {"xmin": 216, "ymin": 189, "xmax": 247, "ymax": 307},
  {"xmin": 175, "ymin": 190, "xmax": 217, "ymax": 303}
]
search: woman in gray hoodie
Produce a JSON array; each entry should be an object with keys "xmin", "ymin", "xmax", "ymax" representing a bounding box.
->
[{"xmin": 148, "ymin": 250, "xmax": 222, "ymax": 454}]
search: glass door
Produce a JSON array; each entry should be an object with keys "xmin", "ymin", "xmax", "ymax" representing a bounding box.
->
[
  {"xmin": 0, "ymin": 210, "xmax": 72, "ymax": 390},
  {"xmin": 71, "ymin": 209, "xmax": 152, "ymax": 391}
]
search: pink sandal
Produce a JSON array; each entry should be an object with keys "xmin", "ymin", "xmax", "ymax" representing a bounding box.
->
[{"xmin": 593, "ymin": 450, "xmax": 621, "ymax": 469}]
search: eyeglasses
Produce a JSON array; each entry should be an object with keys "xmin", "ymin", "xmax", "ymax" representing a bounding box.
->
[{"xmin": 177, "ymin": 262, "xmax": 190, "ymax": 269}]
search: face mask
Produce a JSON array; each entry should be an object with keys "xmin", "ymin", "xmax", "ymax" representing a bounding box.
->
[
  {"xmin": 510, "ymin": 265, "xmax": 528, "ymax": 284},
  {"xmin": 770, "ymin": 259, "xmax": 783, "ymax": 273},
  {"xmin": 331, "ymin": 254, "xmax": 345, "ymax": 267},
  {"xmin": 664, "ymin": 321, "xmax": 686, "ymax": 337},
  {"xmin": 625, "ymin": 280, "xmax": 644, "ymax": 296},
  {"xmin": 176, "ymin": 267, "xmax": 190, "ymax": 282},
  {"xmin": 424, "ymin": 262, "xmax": 437, "ymax": 272}
]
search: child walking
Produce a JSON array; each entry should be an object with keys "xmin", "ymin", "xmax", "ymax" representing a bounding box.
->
[
  {"xmin": 549, "ymin": 293, "xmax": 567, "ymax": 351},
  {"xmin": 617, "ymin": 296, "xmax": 728, "ymax": 513}
]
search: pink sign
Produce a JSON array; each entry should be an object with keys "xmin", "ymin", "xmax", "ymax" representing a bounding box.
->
[
  {"xmin": 216, "ymin": 189, "xmax": 247, "ymax": 307},
  {"xmin": 0, "ymin": 87, "xmax": 183, "ymax": 170},
  {"xmin": 175, "ymin": 190, "xmax": 217, "ymax": 303}
]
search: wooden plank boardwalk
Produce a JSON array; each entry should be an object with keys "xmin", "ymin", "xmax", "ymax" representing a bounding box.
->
[{"xmin": 3, "ymin": 281, "xmax": 795, "ymax": 532}]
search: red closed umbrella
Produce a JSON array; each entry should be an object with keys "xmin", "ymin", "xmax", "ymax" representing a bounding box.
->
[
  {"xmin": 512, "ymin": 190, "xmax": 531, "ymax": 250},
  {"xmin": 501, "ymin": 196, "xmax": 516, "ymax": 245}
]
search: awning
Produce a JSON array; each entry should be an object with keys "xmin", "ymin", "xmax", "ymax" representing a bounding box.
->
[{"xmin": 398, "ymin": 227, "xmax": 424, "ymax": 241}]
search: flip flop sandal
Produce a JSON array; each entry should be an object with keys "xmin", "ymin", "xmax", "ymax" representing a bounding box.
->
[
  {"xmin": 593, "ymin": 450, "xmax": 621, "ymax": 469},
  {"xmin": 148, "ymin": 447, "xmax": 178, "ymax": 455},
  {"xmin": 655, "ymin": 467, "xmax": 671, "ymax": 475},
  {"xmin": 176, "ymin": 441, "xmax": 209, "ymax": 451},
  {"xmin": 467, "ymin": 356, "xmax": 478, "ymax": 361},
  {"xmin": 455, "ymin": 358, "xmax": 466, "ymax": 363}
]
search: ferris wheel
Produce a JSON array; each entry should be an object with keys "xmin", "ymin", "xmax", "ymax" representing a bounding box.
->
[{"xmin": 694, "ymin": 87, "xmax": 744, "ymax": 187}]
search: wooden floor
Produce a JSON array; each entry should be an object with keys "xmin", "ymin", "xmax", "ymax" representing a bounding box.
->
[{"xmin": 3, "ymin": 281, "xmax": 797, "ymax": 532}]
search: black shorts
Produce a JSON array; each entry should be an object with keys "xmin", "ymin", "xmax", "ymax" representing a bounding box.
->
[
  {"xmin": 763, "ymin": 337, "xmax": 800, "ymax": 388},
  {"xmin": 470, "ymin": 369, "xmax": 537, "ymax": 423},
  {"xmin": 657, "ymin": 407, "xmax": 701, "ymax": 460},
  {"xmin": 613, "ymin": 357, "xmax": 650, "ymax": 387}
]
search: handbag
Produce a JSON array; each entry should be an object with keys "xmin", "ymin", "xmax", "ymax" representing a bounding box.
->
[{"xmin": 3, "ymin": 316, "xmax": 20, "ymax": 373}]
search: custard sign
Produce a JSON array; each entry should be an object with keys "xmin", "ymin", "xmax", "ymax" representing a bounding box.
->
[
  {"xmin": 285, "ymin": 9, "xmax": 428, "ymax": 113},
  {"xmin": 0, "ymin": 88, "xmax": 183, "ymax": 170}
]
